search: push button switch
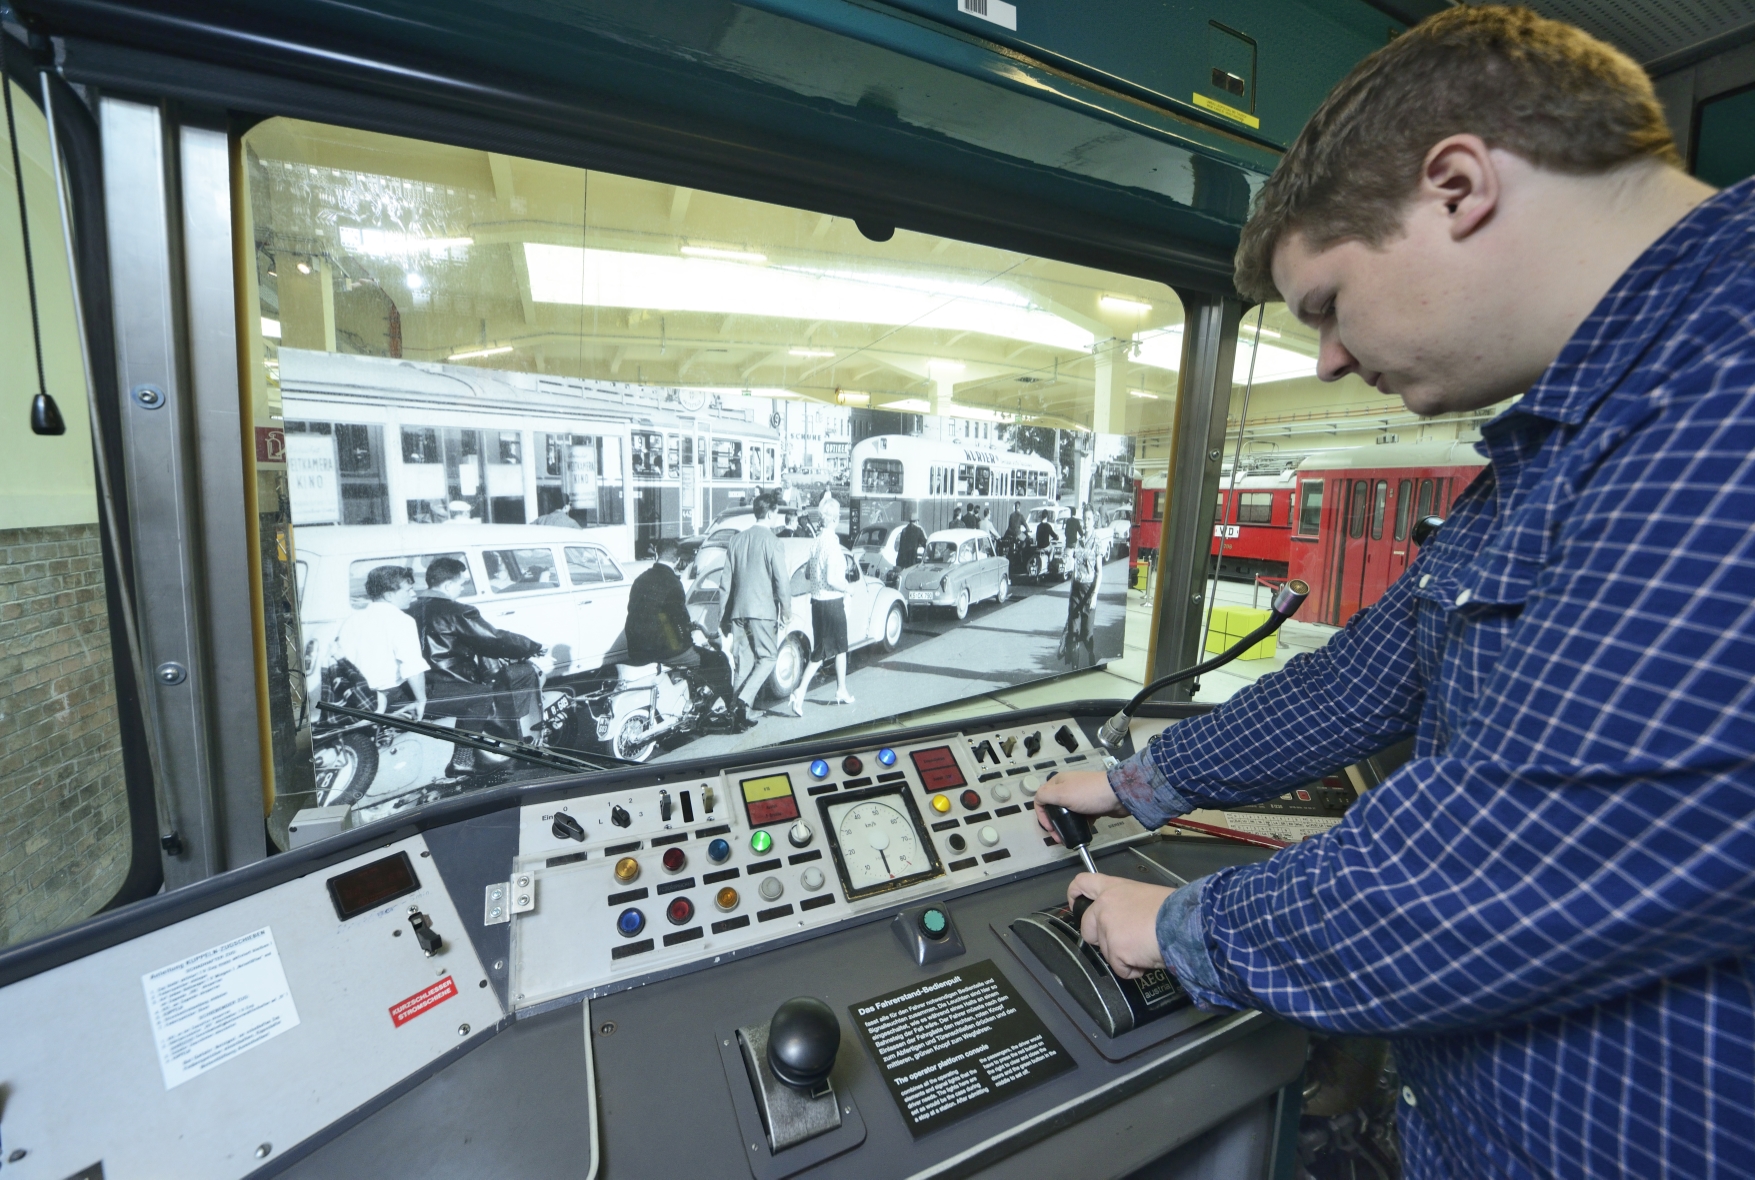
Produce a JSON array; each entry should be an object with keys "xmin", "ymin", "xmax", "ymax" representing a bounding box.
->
[
  {"xmin": 662, "ymin": 847, "xmax": 687, "ymax": 874},
  {"xmin": 707, "ymin": 838, "xmax": 732, "ymax": 864},
  {"xmin": 959, "ymin": 789, "xmax": 981, "ymax": 811},
  {"xmin": 614, "ymin": 856, "xmax": 640, "ymax": 884}
]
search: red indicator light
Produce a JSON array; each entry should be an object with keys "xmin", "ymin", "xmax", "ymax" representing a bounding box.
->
[
  {"xmin": 666, "ymin": 896, "xmax": 695, "ymax": 926},
  {"xmin": 662, "ymin": 847, "xmax": 687, "ymax": 873},
  {"xmin": 960, "ymin": 790, "xmax": 981, "ymax": 811}
]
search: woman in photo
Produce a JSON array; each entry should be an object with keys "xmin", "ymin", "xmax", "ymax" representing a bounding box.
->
[
  {"xmin": 1059, "ymin": 530, "xmax": 1103, "ymax": 668},
  {"xmin": 792, "ymin": 492, "xmax": 856, "ymax": 714}
]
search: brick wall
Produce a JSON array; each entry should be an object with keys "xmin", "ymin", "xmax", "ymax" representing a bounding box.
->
[{"xmin": 0, "ymin": 523, "xmax": 131, "ymax": 948}]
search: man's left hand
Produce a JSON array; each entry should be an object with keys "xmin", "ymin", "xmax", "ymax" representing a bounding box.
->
[{"xmin": 1069, "ymin": 873, "xmax": 1173, "ymax": 980}]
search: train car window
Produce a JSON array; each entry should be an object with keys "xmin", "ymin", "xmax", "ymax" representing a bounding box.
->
[
  {"xmin": 1417, "ymin": 479, "xmax": 1434, "ymax": 520},
  {"xmin": 1347, "ymin": 481, "xmax": 1368, "ymax": 539},
  {"xmin": 1237, "ymin": 492, "xmax": 1273, "ymax": 524},
  {"xmin": 1370, "ymin": 481, "xmax": 1388, "ymax": 540},
  {"xmin": 1394, "ymin": 479, "xmax": 1413, "ymax": 541},
  {"xmin": 0, "ymin": 77, "xmax": 139, "ymax": 942},
  {"xmin": 1297, "ymin": 480, "xmax": 1323, "ymax": 535}
]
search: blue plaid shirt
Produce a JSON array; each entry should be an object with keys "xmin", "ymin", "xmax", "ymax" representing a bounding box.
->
[{"xmin": 1110, "ymin": 179, "xmax": 1755, "ymax": 1179}]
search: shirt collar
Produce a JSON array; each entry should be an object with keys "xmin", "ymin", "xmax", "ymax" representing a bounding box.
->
[{"xmin": 1516, "ymin": 178, "xmax": 1755, "ymax": 426}]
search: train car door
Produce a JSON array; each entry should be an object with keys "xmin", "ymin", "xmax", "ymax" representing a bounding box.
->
[
  {"xmin": 1333, "ymin": 478, "xmax": 1372, "ymax": 622},
  {"xmin": 1359, "ymin": 477, "xmax": 1395, "ymax": 604},
  {"xmin": 1388, "ymin": 478, "xmax": 1415, "ymax": 579}
]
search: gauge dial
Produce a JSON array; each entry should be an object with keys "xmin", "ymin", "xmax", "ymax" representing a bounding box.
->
[{"xmin": 822, "ymin": 786, "xmax": 942, "ymax": 899}]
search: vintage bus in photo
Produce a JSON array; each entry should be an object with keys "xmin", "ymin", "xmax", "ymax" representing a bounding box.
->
[{"xmin": 848, "ymin": 434, "xmax": 1059, "ymax": 538}]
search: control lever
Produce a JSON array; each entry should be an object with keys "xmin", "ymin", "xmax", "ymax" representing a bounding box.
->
[
  {"xmin": 767, "ymin": 996, "xmax": 840, "ymax": 1096},
  {"xmin": 1041, "ymin": 802, "xmax": 1098, "ymax": 877},
  {"xmin": 407, "ymin": 911, "xmax": 442, "ymax": 957}
]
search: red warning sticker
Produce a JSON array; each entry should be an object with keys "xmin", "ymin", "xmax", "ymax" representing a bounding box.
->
[{"xmin": 389, "ymin": 975, "xmax": 459, "ymax": 1027}]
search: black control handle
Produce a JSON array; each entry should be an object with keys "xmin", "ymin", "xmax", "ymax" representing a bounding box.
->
[{"xmin": 1041, "ymin": 802, "xmax": 1093, "ymax": 851}]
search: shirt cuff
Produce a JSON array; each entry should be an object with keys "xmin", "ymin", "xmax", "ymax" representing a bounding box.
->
[
  {"xmin": 1155, "ymin": 877, "xmax": 1236, "ymax": 1010},
  {"xmin": 1106, "ymin": 750, "xmax": 1196, "ymax": 830}
]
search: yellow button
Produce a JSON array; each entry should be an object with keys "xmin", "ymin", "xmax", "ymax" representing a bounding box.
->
[
  {"xmin": 715, "ymin": 886, "xmax": 740, "ymax": 912},
  {"xmin": 614, "ymin": 856, "xmax": 640, "ymax": 884},
  {"xmin": 930, "ymin": 794, "xmax": 951, "ymax": 814}
]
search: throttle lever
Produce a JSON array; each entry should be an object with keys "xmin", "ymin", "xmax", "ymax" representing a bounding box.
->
[{"xmin": 1041, "ymin": 802, "xmax": 1098, "ymax": 876}]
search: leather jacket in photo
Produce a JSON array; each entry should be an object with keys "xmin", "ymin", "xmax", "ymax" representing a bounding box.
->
[{"xmin": 406, "ymin": 593, "xmax": 542, "ymax": 688}]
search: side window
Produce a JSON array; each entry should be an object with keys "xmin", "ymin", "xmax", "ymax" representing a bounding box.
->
[
  {"xmin": 1238, "ymin": 492, "xmax": 1273, "ymax": 524},
  {"xmin": 483, "ymin": 547, "xmax": 560, "ymax": 594},
  {"xmin": 1416, "ymin": 479, "xmax": 1434, "ymax": 520},
  {"xmin": 960, "ymin": 542, "xmax": 975, "ymax": 563},
  {"xmin": 1297, "ymin": 480, "xmax": 1323, "ymax": 536},
  {"xmin": 1370, "ymin": 481, "xmax": 1388, "ymax": 541},
  {"xmin": 789, "ymin": 562, "xmax": 810, "ymax": 598},
  {"xmin": 565, "ymin": 546, "xmax": 604, "ymax": 584},
  {"xmin": 1394, "ymin": 479, "xmax": 1413, "ymax": 541},
  {"xmin": 1348, "ymin": 480, "xmax": 1368, "ymax": 539},
  {"xmin": 347, "ymin": 552, "xmax": 472, "ymax": 605}
]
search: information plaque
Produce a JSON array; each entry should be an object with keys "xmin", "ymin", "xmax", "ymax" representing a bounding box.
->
[{"xmin": 850, "ymin": 960, "xmax": 1073, "ymax": 1136}]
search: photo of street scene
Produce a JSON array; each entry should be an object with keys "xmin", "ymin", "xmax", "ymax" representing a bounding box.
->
[{"xmin": 284, "ymin": 351, "xmax": 1132, "ymax": 821}]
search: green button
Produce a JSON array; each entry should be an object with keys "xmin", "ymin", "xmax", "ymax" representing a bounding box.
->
[
  {"xmin": 749, "ymin": 830, "xmax": 773, "ymax": 854},
  {"xmin": 922, "ymin": 908, "xmax": 947, "ymax": 934}
]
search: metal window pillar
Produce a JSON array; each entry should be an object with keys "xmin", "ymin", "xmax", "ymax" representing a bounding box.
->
[
  {"xmin": 100, "ymin": 97, "xmax": 266, "ymax": 885},
  {"xmin": 1146, "ymin": 291, "xmax": 1243, "ymax": 696}
]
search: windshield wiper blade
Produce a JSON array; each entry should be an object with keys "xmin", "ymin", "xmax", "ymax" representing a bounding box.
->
[{"xmin": 317, "ymin": 701, "xmax": 638, "ymax": 775}]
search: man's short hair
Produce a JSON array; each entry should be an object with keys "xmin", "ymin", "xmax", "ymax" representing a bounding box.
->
[
  {"xmin": 655, "ymin": 537, "xmax": 681, "ymax": 562},
  {"xmin": 425, "ymin": 556, "xmax": 469, "ymax": 587},
  {"xmin": 753, "ymin": 493, "xmax": 776, "ymax": 518},
  {"xmin": 1234, "ymin": 5, "xmax": 1678, "ymax": 302},
  {"xmin": 365, "ymin": 564, "xmax": 414, "ymax": 600}
]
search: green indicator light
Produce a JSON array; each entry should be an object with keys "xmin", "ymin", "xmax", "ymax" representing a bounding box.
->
[
  {"xmin": 750, "ymin": 830, "xmax": 774, "ymax": 854},
  {"xmin": 923, "ymin": 909, "xmax": 947, "ymax": 934}
]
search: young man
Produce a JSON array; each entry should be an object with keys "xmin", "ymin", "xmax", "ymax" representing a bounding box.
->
[
  {"xmin": 332, "ymin": 564, "xmax": 427, "ymax": 718},
  {"xmin": 625, "ymin": 538, "xmax": 746, "ymax": 729},
  {"xmin": 1037, "ymin": 8, "xmax": 1752, "ymax": 1177},
  {"xmin": 718, "ymin": 493, "xmax": 791, "ymax": 715}
]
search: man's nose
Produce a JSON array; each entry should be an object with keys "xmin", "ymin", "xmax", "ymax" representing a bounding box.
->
[{"xmin": 1317, "ymin": 330, "xmax": 1359, "ymax": 383}]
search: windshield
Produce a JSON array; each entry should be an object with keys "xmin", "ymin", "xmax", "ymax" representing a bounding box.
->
[{"xmin": 924, "ymin": 541, "xmax": 960, "ymax": 563}]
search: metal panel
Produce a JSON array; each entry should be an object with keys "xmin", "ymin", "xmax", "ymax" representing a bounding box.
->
[
  {"xmin": 102, "ymin": 97, "xmax": 218, "ymax": 885},
  {"xmin": 1148, "ymin": 293, "xmax": 1243, "ymax": 693},
  {"xmin": 180, "ymin": 122, "xmax": 268, "ymax": 872}
]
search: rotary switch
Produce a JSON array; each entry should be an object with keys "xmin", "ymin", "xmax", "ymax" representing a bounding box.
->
[{"xmin": 788, "ymin": 821, "xmax": 814, "ymax": 848}]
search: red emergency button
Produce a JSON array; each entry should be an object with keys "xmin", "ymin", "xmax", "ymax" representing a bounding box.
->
[
  {"xmin": 662, "ymin": 846, "xmax": 687, "ymax": 873},
  {"xmin": 960, "ymin": 790, "xmax": 981, "ymax": 811},
  {"xmin": 1295, "ymin": 790, "xmax": 1311, "ymax": 802},
  {"xmin": 666, "ymin": 896, "xmax": 695, "ymax": 926}
]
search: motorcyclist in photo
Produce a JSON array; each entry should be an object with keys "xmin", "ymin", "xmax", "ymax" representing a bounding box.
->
[
  {"xmin": 332, "ymin": 564, "xmax": 428, "ymax": 719},
  {"xmin": 626, "ymin": 538, "xmax": 749, "ymax": 731},
  {"xmin": 407, "ymin": 556, "xmax": 547, "ymax": 778}
]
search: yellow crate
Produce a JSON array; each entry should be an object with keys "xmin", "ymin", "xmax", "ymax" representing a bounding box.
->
[{"xmin": 1204, "ymin": 606, "xmax": 1277, "ymax": 661}]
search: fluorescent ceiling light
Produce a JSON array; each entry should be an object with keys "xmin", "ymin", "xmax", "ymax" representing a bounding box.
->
[
  {"xmin": 405, "ymin": 274, "xmax": 424, "ymax": 290},
  {"xmin": 836, "ymin": 390, "xmax": 870, "ymax": 407},
  {"xmin": 1129, "ymin": 389, "xmax": 1158, "ymax": 399},
  {"xmin": 680, "ymin": 245, "xmax": 767, "ymax": 264},
  {"xmin": 295, "ymin": 262, "xmax": 311, "ymax": 275},
  {"xmin": 524, "ymin": 243, "xmax": 1093, "ymax": 353},
  {"xmin": 1134, "ymin": 326, "xmax": 1317, "ymax": 384},
  {"xmin": 338, "ymin": 228, "xmax": 473, "ymax": 257},
  {"xmin": 260, "ymin": 317, "xmax": 282, "ymax": 339},
  {"xmin": 790, "ymin": 348, "xmax": 836, "ymax": 358},
  {"xmin": 1100, "ymin": 295, "xmax": 1153, "ymax": 315},
  {"xmin": 449, "ymin": 345, "xmax": 514, "ymax": 360}
]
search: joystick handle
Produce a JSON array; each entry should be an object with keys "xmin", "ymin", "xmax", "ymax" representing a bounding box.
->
[
  {"xmin": 767, "ymin": 996, "xmax": 840, "ymax": 1092},
  {"xmin": 1041, "ymin": 803, "xmax": 1099, "ymax": 875}
]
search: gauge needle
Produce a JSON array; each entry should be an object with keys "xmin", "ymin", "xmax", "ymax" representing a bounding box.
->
[{"xmin": 868, "ymin": 829, "xmax": 892, "ymax": 876}]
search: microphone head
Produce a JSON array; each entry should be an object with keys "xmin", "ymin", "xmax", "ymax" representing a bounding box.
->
[
  {"xmin": 1097, "ymin": 710, "xmax": 1129, "ymax": 750},
  {"xmin": 1272, "ymin": 579, "xmax": 1309, "ymax": 618}
]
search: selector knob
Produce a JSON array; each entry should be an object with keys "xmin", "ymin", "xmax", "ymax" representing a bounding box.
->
[
  {"xmin": 978, "ymin": 825, "xmax": 1000, "ymax": 847},
  {"xmin": 610, "ymin": 805, "xmax": 632, "ymax": 828},
  {"xmin": 801, "ymin": 866, "xmax": 825, "ymax": 892},
  {"xmin": 614, "ymin": 856, "xmax": 640, "ymax": 884},
  {"xmin": 758, "ymin": 876, "xmax": 784, "ymax": 902},
  {"xmin": 707, "ymin": 838, "xmax": 732, "ymax": 864},
  {"xmin": 551, "ymin": 811, "xmax": 585, "ymax": 842},
  {"xmin": 788, "ymin": 821, "xmax": 814, "ymax": 849},
  {"xmin": 990, "ymin": 782, "xmax": 1012, "ymax": 804},
  {"xmin": 767, "ymin": 997, "xmax": 840, "ymax": 1092}
]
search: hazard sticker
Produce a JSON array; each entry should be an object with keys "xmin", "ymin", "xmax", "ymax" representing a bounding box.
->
[{"xmin": 389, "ymin": 976, "xmax": 459, "ymax": 1027}]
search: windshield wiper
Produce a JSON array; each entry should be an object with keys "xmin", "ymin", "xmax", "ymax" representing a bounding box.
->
[{"xmin": 318, "ymin": 701, "xmax": 639, "ymax": 775}]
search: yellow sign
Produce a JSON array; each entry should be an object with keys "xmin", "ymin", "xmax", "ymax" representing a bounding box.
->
[
  {"xmin": 1191, "ymin": 92, "xmax": 1260, "ymax": 129},
  {"xmin": 740, "ymin": 773, "xmax": 794, "ymax": 803}
]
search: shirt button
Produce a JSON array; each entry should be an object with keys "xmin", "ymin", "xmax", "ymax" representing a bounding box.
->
[
  {"xmin": 1401, "ymin": 1086, "xmax": 1417, "ymax": 1107},
  {"xmin": 1418, "ymin": 575, "xmax": 1432, "ymax": 589},
  {"xmin": 1454, "ymin": 589, "xmax": 1472, "ymax": 606}
]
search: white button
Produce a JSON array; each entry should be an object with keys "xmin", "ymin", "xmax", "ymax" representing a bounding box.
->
[
  {"xmin": 1419, "ymin": 575, "xmax": 1432, "ymax": 588},
  {"xmin": 1454, "ymin": 589, "xmax": 1472, "ymax": 606},
  {"xmin": 801, "ymin": 866, "xmax": 825, "ymax": 892},
  {"xmin": 1401, "ymin": 1086, "xmax": 1417, "ymax": 1107},
  {"xmin": 990, "ymin": 782, "xmax": 1012, "ymax": 803},
  {"xmin": 1020, "ymin": 775, "xmax": 1040, "ymax": 797},
  {"xmin": 978, "ymin": 825, "xmax": 1000, "ymax": 847},
  {"xmin": 758, "ymin": 876, "xmax": 783, "ymax": 902}
]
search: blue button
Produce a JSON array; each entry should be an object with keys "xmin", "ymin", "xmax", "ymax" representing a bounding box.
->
[
  {"xmin": 877, "ymin": 748, "xmax": 897, "ymax": 767},
  {"xmin": 707, "ymin": 838, "xmax": 731, "ymax": 864},
  {"xmin": 809, "ymin": 758, "xmax": 831, "ymax": 779},
  {"xmin": 616, "ymin": 908, "xmax": 646, "ymax": 938}
]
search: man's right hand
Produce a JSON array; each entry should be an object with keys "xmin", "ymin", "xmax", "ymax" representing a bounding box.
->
[{"xmin": 1034, "ymin": 770, "xmax": 1129, "ymax": 840}]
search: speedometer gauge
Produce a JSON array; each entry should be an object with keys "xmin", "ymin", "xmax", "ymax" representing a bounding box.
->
[{"xmin": 820, "ymin": 784, "xmax": 943, "ymax": 901}]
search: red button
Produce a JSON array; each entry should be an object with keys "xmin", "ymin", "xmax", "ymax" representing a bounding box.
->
[
  {"xmin": 1295, "ymin": 790, "xmax": 1311, "ymax": 802},
  {"xmin": 666, "ymin": 896, "xmax": 695, "ymax": 925},
  {"xmin": 842, "ymin": 755, "xmax": 864, "ymax": 776},
  {"xmin": 662, "ymin": 847, "xmax": 687, "ymax": 873},
  {"xmin": 960, "ymin": 790, "xmax": 981, "ymax": 811}
]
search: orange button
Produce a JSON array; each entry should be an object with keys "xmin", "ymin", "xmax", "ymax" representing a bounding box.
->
[
  {"xmin": 614, "ymin": 856, "xmax": 640, "ymax": 883},
  {"xmin": 715, "ymin": 886, "xmax": 740, "ymax": 912}
]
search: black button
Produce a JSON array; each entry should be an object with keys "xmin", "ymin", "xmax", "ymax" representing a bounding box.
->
[{"xmin": 948, "ymin": 833, "xmax": 966, "ymax": 852}]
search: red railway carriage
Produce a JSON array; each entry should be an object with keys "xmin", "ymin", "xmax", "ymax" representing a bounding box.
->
[
  {"xmin": 1129, "ymin": 467, "xmax": 1299, "ymax": 581},
  {"xmin": 1290, "ymin": 442, "xmax": 1488, "ymax": 626}
]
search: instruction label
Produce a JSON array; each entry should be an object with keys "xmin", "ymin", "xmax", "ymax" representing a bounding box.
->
[
  {"xmin": 142, "ymin": 927, "xmax": 300, "ymax": 1090},
  {"xmin": 851, "ymin": 960, "xmax": 1072, "ymax": 1135}
]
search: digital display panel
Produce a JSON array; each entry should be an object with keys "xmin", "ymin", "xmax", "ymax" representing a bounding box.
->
[
  {"xmin": 909, "ymin": 746, "xmax": 967, "ymax": 792},
  {"xmin": 740, "ymin": 772, "xmax": 801, "ymax": 827},
  {"xmin": 326, "ymin": 851, "xmax": 420, "ymax": 921}
]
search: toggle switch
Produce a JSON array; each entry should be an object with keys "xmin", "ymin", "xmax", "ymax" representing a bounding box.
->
[
  {"xmin": 407, "ymin": 911, "xmax": 442, "ymax": 957},
  {"xmin": 660, "ymin": 790, "xmax": 673, "ymax": 821},
  {"xmin": 788, "ymin": 821, "xmax": 814, "ymax": 849},
  {"xmin": 1000, "ymin": 735, "xmax": 1017, "ymax": 758}
]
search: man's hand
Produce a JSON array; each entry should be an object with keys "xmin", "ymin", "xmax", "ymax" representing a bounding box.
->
[
  {"xmin": 1034, "ymin": 770, "xmax": 1127, "ymax": 841},
  {"xmin": 1069, "ymin": 873, "xmax": 1173, "ymax": 980}
]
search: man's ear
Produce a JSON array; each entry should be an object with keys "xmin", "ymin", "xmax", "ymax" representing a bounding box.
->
[{"xmin": 1419, "ymin": 134, "xmax": 1498, "ymax": 241}]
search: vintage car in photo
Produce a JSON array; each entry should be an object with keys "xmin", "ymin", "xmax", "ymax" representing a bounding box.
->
[
  {"xmin": 685, "ymin": 536, "xmax": 906, "ymax": 698},
  {"xmin": 855, "ymin": 523, "xmax": 905, "ymax": 586},
  {"xmin": 686, "ymin": 504, "xmax": 824, "ymax": 582},
  {"xmin": 897, "ymin": 529, "xmax": 1011, "ymax": 620}
]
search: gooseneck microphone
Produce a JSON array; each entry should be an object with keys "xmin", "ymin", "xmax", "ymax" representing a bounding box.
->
[{"xmin": 1096, "ymin": 579, "xmax": 1309, "ymax": 751}]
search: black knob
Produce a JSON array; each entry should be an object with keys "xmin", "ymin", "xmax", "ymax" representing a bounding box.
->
[
  {"xmin": 1023, "ymin": 730, "xmax": 1042, "ymax": 757},
  {"xmin": 552, "ymin": 812, "xmax": 585, "ymax": 842},
  {"xmin": 767, "ymin": 996, "xmax": 840, "ymax": 1092},
  {"xmin": 1054, "ymin": 724, "xmax": 1079, "ymax": 754},
  {"xmin": 1041, "ymin": 802, "xmax": 1092, "ymax": 851},
  {"xmin": 1411, "ymin": 515, "xmax": 1445, "ymax": 547},
  {"xmin": 610, "ymin": 805, "xmax": 631, "ymax": 828}
]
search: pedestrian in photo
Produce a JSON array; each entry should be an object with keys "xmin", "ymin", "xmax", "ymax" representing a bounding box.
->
[
  {"xmin": 1006, "ymin": 500, "xmax": 1026, "ymax": 541},
  {"xmin": 1064, "ymin": 503, "xmax": 1085, "ymax": 550},
  {"xmin": 332, "ymin": 564, "xmax": 428, "ymax": 719},
  {"xmin": 791, "ymin": 492, "xmax": 855, "ymax": 715},
  {"xmin": 1058, "ymin": 531, "xmax": 1102, "ymax": 667},
  {"xmin": 896, "ymin": 512, "xmax": 927, "ymax": 571},
  {"xmin": 979, "ymin": 505, "xmax": 999, "ymax": 542},
  {"xmin": 407, "ymin": 556, "xmax": 545, "ymax": 777},
  {"xmin": 626, "ymin": 538, "xmax": 747, "ymax": 731},
  {"xmin": 534, "ymin": 505, "xmax": 581, "ymax": 528},
  {"xmin": 443, "ymin": 499, "xmax": 478, "ymax": 523},
  {"xmin": 719, "ymin": 492, "xmax": 791, "ymax": 719}
]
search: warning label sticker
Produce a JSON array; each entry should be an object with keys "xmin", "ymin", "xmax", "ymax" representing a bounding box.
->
[
  {"xmin": 142, "ymin": 927, "xmax": 300, "ymax": 1090},
  {"xmin": 390, "ymin": 975, "xmax": 459, "ymax": 1027}
]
